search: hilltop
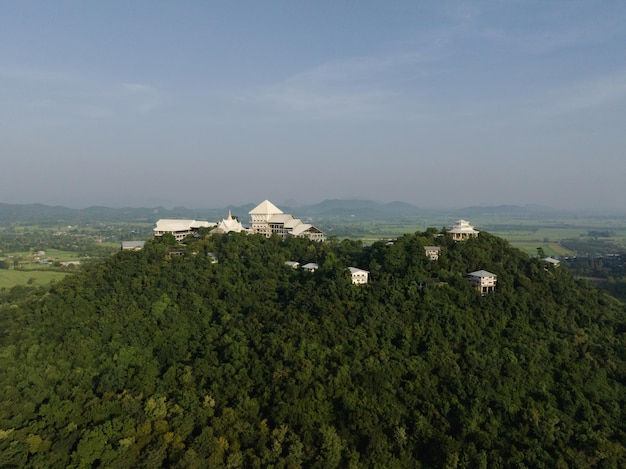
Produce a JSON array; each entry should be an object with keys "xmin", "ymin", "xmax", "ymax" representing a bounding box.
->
[{"xmin": 1, "ymin": 230, "xmax": 625, "ymax": 467}]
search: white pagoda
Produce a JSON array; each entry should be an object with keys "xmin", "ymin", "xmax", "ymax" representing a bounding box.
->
[{"xmin": 213, "ymin": 210, "xmax": 250, "ymax": 234}]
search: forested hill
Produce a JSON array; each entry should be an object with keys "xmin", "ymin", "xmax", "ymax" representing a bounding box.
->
[{"xmin": 1, "ymin": 230, "xmax": 625, "ymax": 467}]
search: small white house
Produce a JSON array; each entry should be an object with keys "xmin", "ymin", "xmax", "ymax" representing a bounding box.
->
[
  {"xmin": 424, "ymin": 246, "xmax": 441, "ymax": 260},
  {"xmin": 348, "ymin": 267, "xmax": 369, "ymax": 284},
  {"xmin": 121, "ymin": 241, "xmax": 146, "ymax": 251},
  {"xmin": 302, "ymin": 262, "xmax": 319, "ymax": 272},
  {"xmin": 543, "ymin": 257, "xmax": 561, "ymax": 268},
  {"xmin": 467, "ymin": 270, "xmax": 497, "ymax": 295},
  {"xmin": 284, "ymin": 261, "xmax": 300, "ymax": 269}
]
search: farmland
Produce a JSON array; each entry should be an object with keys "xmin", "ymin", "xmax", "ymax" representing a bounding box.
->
[{"xmin": 325, "ymin": 214, "xmax": 626, "ymax": 257}]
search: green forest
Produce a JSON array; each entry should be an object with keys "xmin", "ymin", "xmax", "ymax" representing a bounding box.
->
[{"xmin": 1, "ymin": 229, "xmax": 625, "ymax": 468}]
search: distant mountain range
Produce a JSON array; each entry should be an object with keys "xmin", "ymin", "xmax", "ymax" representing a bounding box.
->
[
  {"xmin": 457, "ymin": 204, "xmax": 560, "ymax": 218},
  {"xmin": 0, "ymin": 203, "xmax": 211, "ymax": 225},
  {"xmin": 0, "ymin": 200, "xmax": 609, "ymax": 225}
]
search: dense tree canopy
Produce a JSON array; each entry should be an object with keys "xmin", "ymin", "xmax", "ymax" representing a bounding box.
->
[{"xmin": 1, "ymin": 230, "xmax": 625, "ymax": 467}]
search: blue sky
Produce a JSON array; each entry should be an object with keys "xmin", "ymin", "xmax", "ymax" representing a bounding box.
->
[{"xmin": 2, "ymin": 1, "xmax": 625, "ymax": 210}]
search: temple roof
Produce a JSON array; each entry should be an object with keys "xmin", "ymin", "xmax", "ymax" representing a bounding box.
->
[
  {"xmin": 213, "ymin": 210, "xmax": 247, "ymax": 234},
  {"xmin": 449, "ymin": 219, "xmax": 479, "ymax": 234},
  {"xmin": 249, "ymin": 199, "xmax": 283, "ymax": 216}
]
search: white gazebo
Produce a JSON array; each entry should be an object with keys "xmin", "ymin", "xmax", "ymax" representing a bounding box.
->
[{"xmin": 449, "ymin": 220, "xmax": 479, "ymax": 241}]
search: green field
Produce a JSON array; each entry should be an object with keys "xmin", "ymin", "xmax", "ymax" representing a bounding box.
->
[
  {"xmin": 345, "ymin": 215, "xmax": 626, "ymax": 257},
  {"xmin": 0, "ymin": 270, "xmax": 70, "ymax": 289}
]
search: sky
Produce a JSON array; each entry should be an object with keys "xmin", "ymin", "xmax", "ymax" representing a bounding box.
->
[{"xmin": 1, "ymin": 1, "xmax": 625, "ymax": 210}]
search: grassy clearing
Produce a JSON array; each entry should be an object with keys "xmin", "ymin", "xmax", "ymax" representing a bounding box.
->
[
  {"xmin": 2, "ymin": 249, "xmax": 83, "ymax": 260},
  {"xmin": 0, "ymin": 270, "xmax": 70, "ymax": 289},
  {"xmin": 40, "ymin": 249, "xmax": 84, "ymax": 260}
]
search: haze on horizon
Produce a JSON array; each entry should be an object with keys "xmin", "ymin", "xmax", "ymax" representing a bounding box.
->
[{"xmin": 1, "ymin": 1, "xmax": 625, "ymax": 212}]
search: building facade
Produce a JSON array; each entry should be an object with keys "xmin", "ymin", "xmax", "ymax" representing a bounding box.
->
[
  {"xmin": 153, "ymin": 219, "xmax": 215, "ymax": 242},
  {"xmin": 467, "ymin": 270, "xmax": 497, "ymax": 295},
  {"xmin": 424, "ymin": 246, "xmax": 441, "ymax": 260},
  {"xmin": 348, "ymin": 267, "xmax": 369, "ymax": 284},
  {"xmin": 248, "ymin": 200, "xmax": 326, "ymax": 241}
]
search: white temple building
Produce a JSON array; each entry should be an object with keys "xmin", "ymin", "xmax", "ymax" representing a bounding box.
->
[
  {"xmin": 212, "ymin": 210, "xmax": 250, "ymax": 235},
  {"xmin": 248, "ymin": 200, "xmax": 325, "ymax": 241},
  {"xmin": 153, "ymin": 219, "xmax": 216, "ymax": 242},
  {"xmin": 449, "ymin": 219, "xmax": 479, "ymax": 241}
]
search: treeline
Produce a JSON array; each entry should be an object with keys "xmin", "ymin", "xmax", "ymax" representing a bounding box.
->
[
  {"xmin": 1, "ymin": 230, "xmax": 625, "ymax": 467},
  {"xmin": 563, "ymin": 254, "xmax": 626, "ymax": 302}
]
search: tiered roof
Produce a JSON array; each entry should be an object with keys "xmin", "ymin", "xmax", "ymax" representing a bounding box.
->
[
  {"xmin": 449, "ymin": 219, "xmax": 479, "ymax": 235},
  {"xmin": 213, "ymin": 211, "xmax": 248, "ymax": 234}
]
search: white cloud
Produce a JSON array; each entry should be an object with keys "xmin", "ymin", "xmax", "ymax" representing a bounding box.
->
[
  {"xmin": 536, "ymin": 70, "xmax": 626, "ymax": 118},
  {"xmin": 121, "ymin": 82, "xmax": 163, "ymax": 113},
  {"xmin": 245, "ymin": 51, "xmax": 437, "ymax": 121}
]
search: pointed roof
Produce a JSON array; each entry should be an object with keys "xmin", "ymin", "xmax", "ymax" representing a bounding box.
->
[
  {"xmin": 249, "ymin": 199, "xmax": 283, "ymax": 215},
  {"xmin": 214, "ymin": 211, "xmax": 247, "ymax": 234}
]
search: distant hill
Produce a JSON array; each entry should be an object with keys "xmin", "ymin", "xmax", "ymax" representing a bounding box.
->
[
  {"xmin": 3, "ymin": 200, "xmax": 611, "ymax": 226},
  {"xmin": 0, "ymin": 203, "xmax": 216, "ymax": 225},
  {"xmin": 457, "ymin": 204, "xmax": 559, "ymax": 218},
  {"xmin": 0, "ymin": 199, "xmax": 426, "ymax": 224},
  {"xmin": 297, "ymin": 199, "xmax": 422, "ymax": 218}
]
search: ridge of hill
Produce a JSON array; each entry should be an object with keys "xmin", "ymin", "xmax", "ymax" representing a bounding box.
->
[
  {"xmin": 1, "ymin": 229, "xmax": 625, "ymax": 467},
  {"xmin": 1, "ymin": 200, "xmax": 576, "ymax": 225},
  {"xmin": 0, "ymin": 202, "xmax": 211, "ymax": 224}
]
